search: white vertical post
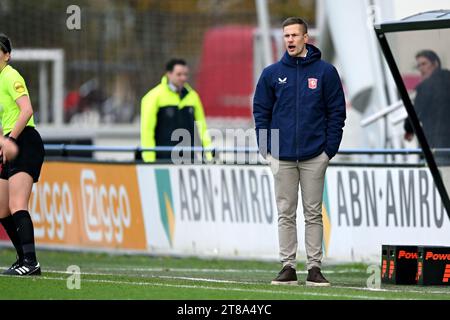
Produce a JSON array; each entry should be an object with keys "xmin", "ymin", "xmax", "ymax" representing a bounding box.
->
[
  {"xmin": 53, "ymin": 50, "xmax": 64, "ymax": 125},
  {"xmin": 255, "ymin": 0, "xmax": 273, "ymax": 67},
  {"xmin": 39, "ymin": 62, "xmax": 49, "ymax": 123}
]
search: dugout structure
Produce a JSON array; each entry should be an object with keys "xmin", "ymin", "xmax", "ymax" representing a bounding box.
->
[{"xmin": 375, "ymin": 10, "xmax": 450, "ymax": 219}]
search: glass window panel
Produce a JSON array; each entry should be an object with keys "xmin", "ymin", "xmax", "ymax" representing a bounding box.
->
[{"xmin": 386, "ymin": 28, "xmax": 450, "ymax": 194}]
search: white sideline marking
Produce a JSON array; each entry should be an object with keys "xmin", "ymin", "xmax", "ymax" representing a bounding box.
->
[
  {"xmin": 26, "ymin": 275, "xmax": 392, "ymax": 300},
  {"xmin": 92, "ymin": 266, "xmax": 364, "ymax": 274},
  {"xmin": 3, "ymin": 265, "xmax": 449, "ymax": 296},
  {"xmin": 43, "ymin": 269, "xmax": 259, "ymax": 285},
  {"xmin": 0, "ymin": 265, "xmax": 362, "ymax": 274},
  {"xmin": 36, "ymin": 268, "xmax": 367, "ymax": 286},
  {"xmin": 32, "ymin": 268, "xmax": 450, "ymax": 296}
]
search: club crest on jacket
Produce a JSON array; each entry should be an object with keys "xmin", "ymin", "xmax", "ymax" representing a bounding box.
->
[{"xmin": 308, "ymin": 78, "xmax": 317, "ymax": 89}]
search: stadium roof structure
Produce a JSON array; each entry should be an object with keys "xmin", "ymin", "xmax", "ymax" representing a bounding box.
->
[
  {"xmin": 375, "ymin": 10, "xmax": 450, "ymax": 32},
  {"xmin": 374, "ymin": 10, "xmax": 450, "ymax": 219}
]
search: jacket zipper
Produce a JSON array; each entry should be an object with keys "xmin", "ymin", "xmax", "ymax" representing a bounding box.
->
[{"xmin": 296, "ymin": 59, "xmax": 300, "ymax": 160}]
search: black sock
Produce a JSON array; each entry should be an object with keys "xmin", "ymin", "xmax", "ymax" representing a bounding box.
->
[
  {"xmin": 13, "ymin": 210, "xmax": 37, "ymax": 263},
  {"xmin": 0, "ymin": 214, "xmax": 24, "ymax": 263}
]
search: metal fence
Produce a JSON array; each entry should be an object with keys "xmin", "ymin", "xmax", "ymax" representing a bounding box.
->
[
  {"xmin": 1, "ymin": 0, "xmax": 314, "ymax": 125},
  {"xmin": 43, "ymin": 144, "xmax": 444, "ymax": 166}
]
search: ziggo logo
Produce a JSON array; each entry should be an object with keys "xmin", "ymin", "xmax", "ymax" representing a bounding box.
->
[
  {"xmin": 31, "ymin": 169, "xmax": 132, "ymax": 243},
  {"xmin": 31, "ymin": 181, "xmax": 73, "ymax": 240},
  {"xmin": 80, "ymin": 169, "xmax": 132, "ymax": 243}
]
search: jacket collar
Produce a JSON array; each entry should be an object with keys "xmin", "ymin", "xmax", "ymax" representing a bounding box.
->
[
  {"xmin": 281, "ymin": 43, "xmax": 322, "ymax": 67},
  {"xmin": 161, "ymin": 75, "xmax": 193, "ymax": 92},
  {"xmin": 161, "ymin": 75, "xmax": 190, "ymax": 99}
]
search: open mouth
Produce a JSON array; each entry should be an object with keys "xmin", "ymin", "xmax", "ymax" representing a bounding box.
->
[{"xmin": 288, "ymin": 45, "xmax": 296, "ymax": 50}]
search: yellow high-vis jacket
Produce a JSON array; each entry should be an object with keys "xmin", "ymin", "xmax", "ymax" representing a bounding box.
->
[{"xmin": 140, "ymin": 76, "xmax": 212, "ymax": 162}]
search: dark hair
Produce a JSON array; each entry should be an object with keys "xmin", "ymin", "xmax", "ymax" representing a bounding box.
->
[
  {"xmin": 416, "ymin": 50, "xmax": 441, "ymax": 69},
  {"xmin": 282, "ymin": 17, "xmax": 308, "ymax": 34},
  {"xmin": 0, "ymin": 33, "xmax": 12, "ymax": 54},
  {"xmin": 165, "ymin": 58, "xmax": 187, "ymax": 72}
]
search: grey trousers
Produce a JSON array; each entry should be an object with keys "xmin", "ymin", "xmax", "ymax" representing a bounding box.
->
[{"xmin": 269, "ymin": 151, "xmax": 329, "ymax": 270}]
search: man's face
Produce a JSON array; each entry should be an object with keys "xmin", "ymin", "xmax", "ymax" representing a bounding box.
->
[
  {"xmin": 283, "ymin": 24, "xmax": 308, "ymax": 57},
  {"xmin": 416, "ymin": 56, "xmax": 438, "ymax": 80},
  {"xmin": 167, "ymin": 64, "xmax": 189, "ymax": 89}
]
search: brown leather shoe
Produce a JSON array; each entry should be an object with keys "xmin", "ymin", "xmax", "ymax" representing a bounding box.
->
[
  {"xmin": 306, "ymin": 267, "xmax": 331, "ymax": 286},
  {"xmin": 271, "ymin": 265, "xmax": 298, "ymax": 285}
]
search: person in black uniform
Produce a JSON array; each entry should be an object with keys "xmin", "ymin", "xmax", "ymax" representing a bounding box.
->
[
  {"xmin": 404, "ymin": 50, "xmax": 450, "ymax": 164},
  {"xmin": 0, "ymin": 33, "xmax": 45, "ymax": 276}
]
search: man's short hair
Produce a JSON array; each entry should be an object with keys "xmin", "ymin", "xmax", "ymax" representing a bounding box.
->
[
  {"xmin": 282, "ymin": 17, "xmax": 308, "ymax": 34},
  {"xmin": 416, "ymin": 50, "xmax": 441, "ymax": 69},
  {"xmin": 166, "ymin": 58, "xmax": 187, "ymax": 72}
]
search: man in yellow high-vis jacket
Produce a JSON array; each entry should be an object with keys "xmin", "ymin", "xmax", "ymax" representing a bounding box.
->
[{"xmin": 140, "ymin": 58, "xmax": 211, "ymax": 163}]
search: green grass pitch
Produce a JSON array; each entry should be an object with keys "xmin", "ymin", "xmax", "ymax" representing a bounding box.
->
[{"xmin": 0, "ymin": 248, "xmax": 449, "ymax": 300}]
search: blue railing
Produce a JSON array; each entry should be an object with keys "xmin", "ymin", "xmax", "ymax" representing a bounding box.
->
[
  {"xmin": 44, "ymin": 144, "xmax": 432, "ymax": 154},
  {"xmin": 43, "ymin": 144, "xmax": 450, "ymax": 166}
]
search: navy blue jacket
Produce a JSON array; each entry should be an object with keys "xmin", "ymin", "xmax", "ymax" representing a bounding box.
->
[{"xmin": 253, "ymin": 44, "xmax": 346, "ymax": 161}]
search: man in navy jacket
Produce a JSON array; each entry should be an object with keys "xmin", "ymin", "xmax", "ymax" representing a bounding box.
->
[{"xmin": 253, "ymin": 17, "xmax": 346, "ymax": 286}]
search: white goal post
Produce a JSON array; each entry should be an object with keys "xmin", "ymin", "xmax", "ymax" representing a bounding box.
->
[{"xmin": 12, "ymin": 49, "xmax": 65, "ymax": 125}]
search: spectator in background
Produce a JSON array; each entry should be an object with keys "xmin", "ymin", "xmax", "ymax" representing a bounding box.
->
[
  {"xmin": 64, "ymin": 88, "xmax": 81, "ymax": 123},
  {"xmin": 140, "ymin": 58, "xmax": 211, "ymax": 162},
  {"xmin": 404, "ymin": 50, "xmax": 450, "ymax": 161}
]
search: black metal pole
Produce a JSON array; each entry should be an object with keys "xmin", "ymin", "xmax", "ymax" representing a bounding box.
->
[{"xmin": 374, "ymin": 27, "xmax": 450, "ymax": 220}]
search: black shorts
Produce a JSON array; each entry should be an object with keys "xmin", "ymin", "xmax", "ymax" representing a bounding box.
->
[{"xmin": 0, "ymin": 126, "xmax": 45, "ymax": 183}]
